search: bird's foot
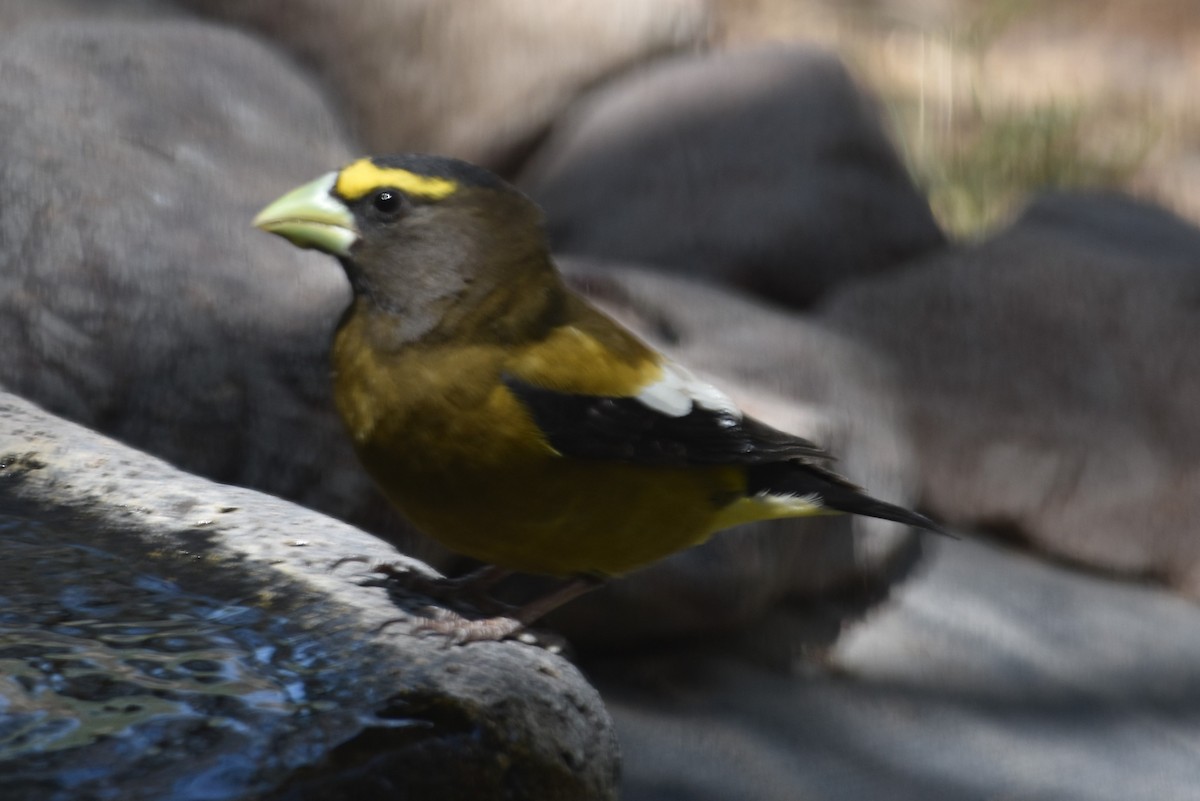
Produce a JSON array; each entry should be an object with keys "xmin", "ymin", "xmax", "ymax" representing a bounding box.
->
[
  {"xmin": 414, "ymin": 609, "xmax": 526, "ymax": 644},
  {"xmin": 408, "ymin": 611, "xmax": 568, "ymax": 651},
  {"xmin": 408, "ymin": 576, "xmax": 605, "ymax": 648},
  {"xmin": 371, "ymin": 606, "xmax": 568, "ymax": 649},
  {"xmin": 347, "ymin": 567, "xmax": 604, "ymax": 648}
]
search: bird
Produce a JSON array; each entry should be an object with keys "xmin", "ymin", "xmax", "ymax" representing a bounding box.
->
[{"xmin": 254, "ymin": 153, "xmax": 945, "ymax": 642}]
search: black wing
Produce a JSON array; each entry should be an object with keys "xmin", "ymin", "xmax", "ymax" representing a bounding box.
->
[
  {"xmin": 503, "ymin": 374, "xmax": 827, "ymax": 467},
  {"xmin": 504, "ymin": 375, "xmax": 949, "ymax": 534}
]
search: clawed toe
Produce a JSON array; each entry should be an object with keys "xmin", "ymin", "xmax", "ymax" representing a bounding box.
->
[
  {"xmin": 328, "ymin": 553, "xmax": 374, "ymax": 572},
  {"xmin": 337, "ymin": 562, "xmax": 602, "ymax": 648},
  {"xmin": 413, "ymin": 610, "xmax": 526, "ymax": 645}
]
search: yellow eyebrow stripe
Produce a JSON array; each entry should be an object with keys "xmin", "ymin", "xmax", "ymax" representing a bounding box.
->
[{"xmin": 335, "ymin": 158, "xmax": 459, "ymax": 201}]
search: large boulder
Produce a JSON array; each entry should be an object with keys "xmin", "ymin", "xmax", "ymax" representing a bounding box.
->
[
  {"xmin": 0, "ymin": 18, "xmax": 415, "ymax": 545},
  {"xmin": 519, "ymin": 44, "xmax": 946, "ymax": 308},
  {"xmin": 178, "ymin": 0, "xmax": 712, "ymax": 171},
  {"xmin": 822, "ymin": 191, "xmax": 1200, "ymax": 595}
]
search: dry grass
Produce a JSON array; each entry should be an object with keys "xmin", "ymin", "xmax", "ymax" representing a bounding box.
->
[{"xmin": 714, "ymin": 0, "xmax": 1196, "ymax": 237}]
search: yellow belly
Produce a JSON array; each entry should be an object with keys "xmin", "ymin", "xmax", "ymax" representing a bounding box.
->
[{"xmin": 362, "ymin": 446, "xmax": 745, "ymax": 576}]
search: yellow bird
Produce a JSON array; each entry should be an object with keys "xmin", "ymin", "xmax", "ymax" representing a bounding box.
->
[{"xmin": 255, "ymin": 154, "xmax": 943, "ymax": 641}]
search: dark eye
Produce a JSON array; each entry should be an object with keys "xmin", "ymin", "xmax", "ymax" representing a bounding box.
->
[{"xmin": 372, "ymin": 190, "xmax": 403, "ymax": 217}]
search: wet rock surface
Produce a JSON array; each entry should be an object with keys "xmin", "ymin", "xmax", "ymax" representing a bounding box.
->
[
  {"xmin": 0, "ymin": 392, "xmax": 618, "ymax": 801},
  {"xmin": 0, "ymin": 512, "xmax": 368, "ymax": 801}
]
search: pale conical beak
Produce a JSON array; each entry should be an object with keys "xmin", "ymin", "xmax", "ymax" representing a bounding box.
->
[{"xmin": 253, "ymin": 171, "xmax": 358, "ymax": 257}]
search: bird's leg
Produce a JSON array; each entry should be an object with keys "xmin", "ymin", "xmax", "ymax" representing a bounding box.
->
[
  {"xmin": 418, "ymin": 575, "xmax": 605, "ymax": 645},
  {"xmin": 512, "ymin": 575, "xmax": 604, "ymax": 627}
]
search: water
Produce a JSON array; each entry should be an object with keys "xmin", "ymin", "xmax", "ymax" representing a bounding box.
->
[{"xmin": 0, "ymin": 512, "xmax": 365, "ymax": 801}]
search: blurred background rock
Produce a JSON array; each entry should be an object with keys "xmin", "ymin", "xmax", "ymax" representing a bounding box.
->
[
  {"xmin": 176, "ymin": 0, "xmax": 712, "ymax": 172},
  {"xmin": 3, "ymin": 1, "xmax": 1200, "ymax": 799},
  {"xmin": 821, "ymin": 191, "xmax": 1200, "ymax": 598},
  {"xmin": 519, "ymin": 44, "xmax": 946, "ymax": 308}
]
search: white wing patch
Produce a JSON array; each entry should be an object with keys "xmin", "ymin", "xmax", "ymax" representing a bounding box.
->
[
  {"xmin": 754, "ymin": 491, "xmax": 826, "ymax": 516},
  {"xmin": 635, "ymin": 361, "xmax": 742, "ymax": 419}
]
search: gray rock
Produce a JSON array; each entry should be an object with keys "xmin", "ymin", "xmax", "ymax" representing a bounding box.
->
[
  {"xmin": 548, "ymin": 258, "xmax": 927, "ymax": 649},
  {"xmin": 821, "ymin": 191, "xmax": 1200, "ymax": 595},
  {"xmin": 0, "ymin": 18, "xmax": 416, "ymax": 549},
  {"xmin": 0, "ymin": 391, "xmax": 618, "ymax": 800},
  {"xmin": 600, "ymin": 535, "xmax": 1200, "ymax": 801},
  {"xmin": 519, "ymin": 44, "xmax": 946, "ymax": 307},
  {"xmin": 178, "ymin": 0, "xmax": 711, "ymax": 171}
]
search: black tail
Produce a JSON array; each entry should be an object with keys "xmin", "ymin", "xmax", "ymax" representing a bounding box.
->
[{"xmin": 746, "ymin": 460, "xmax": 949, "ymax": 536}]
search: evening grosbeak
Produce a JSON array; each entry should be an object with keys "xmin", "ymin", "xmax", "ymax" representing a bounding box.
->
[{"xmin": 254, "ymin": 154, "xmax": 944, "ymax": 642}]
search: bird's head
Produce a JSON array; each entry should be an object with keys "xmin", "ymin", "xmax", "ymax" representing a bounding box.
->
[{"xmin": 255, "ymin": 154, "xmax": 556, "ymax": 340}]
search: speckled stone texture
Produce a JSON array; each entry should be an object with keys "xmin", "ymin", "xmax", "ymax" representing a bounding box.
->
[{"xmin": 0, "ymin": 392, "xmax": 618, "ymax": 801}]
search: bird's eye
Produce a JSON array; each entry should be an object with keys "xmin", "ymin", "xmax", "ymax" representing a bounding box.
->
[{"xmin": 372, "ymin": 190, "xmax": 403, "ymax": 217}]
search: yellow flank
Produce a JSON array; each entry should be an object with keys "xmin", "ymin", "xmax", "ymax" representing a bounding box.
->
[{"xmin": 335, "ymin": 158, "xmax": 459, "ymax": 202}]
